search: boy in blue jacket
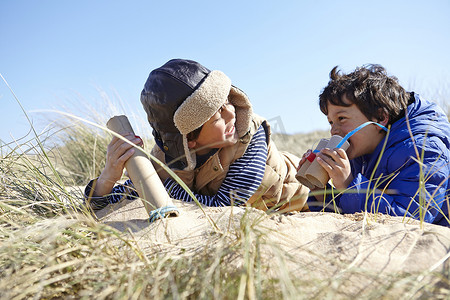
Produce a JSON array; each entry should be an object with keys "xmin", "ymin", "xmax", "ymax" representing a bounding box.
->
[{"xmin": 300, "ymin": 64, "xmax": 449, "ymax": 226}]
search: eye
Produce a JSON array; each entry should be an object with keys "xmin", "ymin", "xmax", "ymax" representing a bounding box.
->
[{"xmin": 218, "ymin": 103, "xmax": 228, "ymax": 113}]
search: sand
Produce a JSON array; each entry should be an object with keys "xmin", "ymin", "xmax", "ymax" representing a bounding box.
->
[{"xmin": 94, "ymin": 198, "xmax": 450, "ymax": 291}]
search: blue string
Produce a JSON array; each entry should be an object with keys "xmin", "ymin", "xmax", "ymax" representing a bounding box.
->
[
  {"xmin": 148, "ymin": 205, "xmax": 180, "ymax": 223},
  {"xmin": 336, "ymin": 121, "xmax": 387, "ymax": 148}
]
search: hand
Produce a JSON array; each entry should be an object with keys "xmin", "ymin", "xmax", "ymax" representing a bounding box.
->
[
  {"xmin": 94, "ymin": 133, "xmax": 143, "ymax": 197},
  {"xmin": 316, "ymin": 147, "xmax": 353, "ymax": 190},
  {"xmin": 297, "ymin": 149, "xmax": 313, "ymax": 171}
]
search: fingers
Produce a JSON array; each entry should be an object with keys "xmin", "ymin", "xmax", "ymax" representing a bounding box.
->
[
  {"xmin": 334, "ymin": 148, "xmax": 348, "ymax": 160},
  {"xmin": 101, "ymin": 133, "xmax": 144, "ymax": 184},
  {"xmin": 317, "ymin": 148, "xmax": 347, "ymax": 166},
  {"xmin": 315, "ymin": 154, "xmax": 333, "ymax": 171},
  {"xmin": 315, "ymin": 148, "xmax": 345, "ymax": 174},
  {"xmin": 109, "ymin": 133, "xmax": 142, "ymax": 152},
  {"xmin": 316, "ymin": 147, "xmax": 352, "ymax": 189},
  {"xmin": 297, "ymin": 149, "xmax": 313, "ymax": 171},
  {"xmin": 106, "ymin": 133, "xmax": 144, "ymax": 166},
  {"xmin": 116, "ymin": 146, "xmax": 135, "ymax": 165},
  {"xmin": 135, "ymin": 136, "xmax": 144, "ymax": 148}
]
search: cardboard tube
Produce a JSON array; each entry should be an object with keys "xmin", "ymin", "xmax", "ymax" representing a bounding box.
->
[
  {"xmin": 106, "ymin": 115, "xmax": 179, "ymax": 217},
  {"xmin": 305, "ymin": 135, "xmax": 350, "ymax": 188},
  {"xmin": 296, "ymin": 138, "xmax": 329, "ymax": 189},
  {"xmin": 296, "ymin": 166, "xmax": 316, "ymax": 190}
]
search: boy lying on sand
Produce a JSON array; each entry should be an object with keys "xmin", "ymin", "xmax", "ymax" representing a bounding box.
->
[
  {"xmin": 85, "ymin": 59, "xmax": 309, "ymax": 213},
  {"xmin": 300, "ymin": 64, "xmax": 449, "ymax": 226}
]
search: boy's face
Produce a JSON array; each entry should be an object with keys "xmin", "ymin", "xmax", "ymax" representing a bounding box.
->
[
  {"xmin": 326, "ymin": 96, "xmax": 386, "ymax": 160},
  {"xmin": 189, "ymin": 102, "xmax": 238, "ymax": 155}
]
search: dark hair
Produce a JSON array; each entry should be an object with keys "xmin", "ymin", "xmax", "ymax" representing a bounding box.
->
[
  {"xmin": 187, "ymin": 126, "xmax": 203, "ymax": 142},
  {"xmin": 319, "ymin": 64, "xmax": 412, "ymax": 125}
]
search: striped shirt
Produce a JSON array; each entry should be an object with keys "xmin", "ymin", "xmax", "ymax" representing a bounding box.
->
[
  {"xmin": 84, "ymin": 125, "xmax": 268, "ymax": 209},
  {"xmin": 164, "ymin": 125, "xmax": 267, "ymax": 206}
]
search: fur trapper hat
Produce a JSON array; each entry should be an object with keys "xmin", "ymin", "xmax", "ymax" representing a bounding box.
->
[{"xmin": 141, "ymin": 59, "xmax": 253, "ymax": 170}]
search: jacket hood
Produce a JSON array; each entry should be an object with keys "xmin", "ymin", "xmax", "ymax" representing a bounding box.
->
[
  {"xmin": 387, "ymin": 93, "xmax": 450, "ymax": 150},
  {"xmin": 140, "ymin": 59, "xmax": 253, "ymax": 170},
  {"xmin": 354, "ymin": 92, "xmax": 450, "ymax": 174}
]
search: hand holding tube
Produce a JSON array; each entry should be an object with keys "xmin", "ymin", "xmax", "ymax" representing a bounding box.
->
[{"xmin": 106, "ymin": 115, "xmax": 179, "ymax": 219}]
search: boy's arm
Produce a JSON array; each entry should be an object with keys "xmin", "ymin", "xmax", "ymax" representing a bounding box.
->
[
  {"xmin": 163, "ymin": 125, "xmax": 268, "ymax": 206},
  {"xmin": 337, "ymin": 144, "xmax": 449, "ymax": 223},
  {"xmin": 84, "ymin": 179, "xmax": 139, "ymax": 210}
]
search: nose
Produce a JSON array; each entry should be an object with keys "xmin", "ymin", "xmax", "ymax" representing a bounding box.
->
[
  {"xmin": 222, "ymin": 104, "xmax": 235, "ymax": 121},
  {"xmin": 330, "ymin": 124, "xmax": 340, "ymax": 136}
]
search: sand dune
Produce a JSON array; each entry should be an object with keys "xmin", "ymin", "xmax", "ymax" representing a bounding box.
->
[{"xmin": 94, "ymin": 198, "xmax": 450, "ymax": 294}]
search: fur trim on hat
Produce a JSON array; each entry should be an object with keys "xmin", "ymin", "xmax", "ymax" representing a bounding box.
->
[
  {"xmin": 174, "ymin": 70, "xmax": 231, "ymax": 135},
  {"xmin": 172, "ymin": 70, "xmax": 253, "ymax": 171}
]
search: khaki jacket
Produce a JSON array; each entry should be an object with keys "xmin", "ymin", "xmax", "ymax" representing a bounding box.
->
[{"xmin": 151, "ymin": 115, "xmax": 309, "ymax": 212}]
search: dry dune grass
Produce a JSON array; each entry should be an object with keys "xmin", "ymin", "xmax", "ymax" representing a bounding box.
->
[
  {"xmin": 1, "ymin": 124, "xmax": 449, "ymax": 299},
  {"xmin": 0, "ymin": 88, "xmax": 449, "ymax": 299}
]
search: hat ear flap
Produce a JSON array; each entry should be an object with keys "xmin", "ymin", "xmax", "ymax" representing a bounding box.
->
[
  {"xmin": 182, "ymin": 135, "xmax": 197, "ymax": 171},
  {"xmin": 229, "ymin": 86, "xmax": 253, "ymax": 137}
]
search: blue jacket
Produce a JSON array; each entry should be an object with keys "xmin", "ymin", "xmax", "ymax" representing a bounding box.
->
[{"xmin": 319, "ymin": 93, "xmax": 450, "ymax": 226}]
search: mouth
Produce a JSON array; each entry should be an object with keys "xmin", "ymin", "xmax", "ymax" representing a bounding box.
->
[{"xmin": 225, "ymin": 125, "xmax": 235, "ymax": 136}]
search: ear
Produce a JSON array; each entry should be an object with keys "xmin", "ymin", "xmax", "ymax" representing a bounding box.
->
[
  {"xmin": 379, "ymin": 112, "xmax": 389, "ymax": 126},
  {"xmin": 376, "ymin": 109, "xmax": 389, "ymax": 127},
  {"xmin": 187, "ymin": 140, "xmax": 197, "ymax": 149}
]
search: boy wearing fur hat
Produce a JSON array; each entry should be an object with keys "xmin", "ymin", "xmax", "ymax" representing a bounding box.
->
[
  {"xmin": 85, "ymin": 59, "xmax": 309, "ymax": 213},
  {"xmin": 300, "ymin": 64, "xmax": 449, "ymax": 226}
]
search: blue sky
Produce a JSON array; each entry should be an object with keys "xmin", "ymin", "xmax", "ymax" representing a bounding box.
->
[{"xmin": 1, "ymin": 0, "xmax": 449, "ymax": 144}]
